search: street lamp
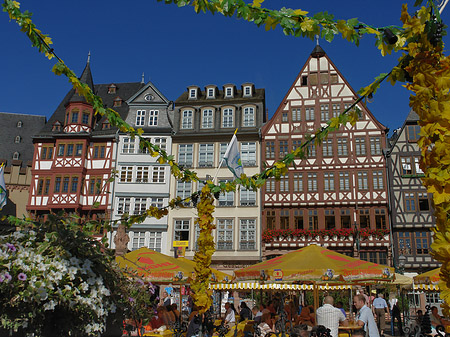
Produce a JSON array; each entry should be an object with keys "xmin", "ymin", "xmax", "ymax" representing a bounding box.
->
[{"xmin": 398, "ymin": 254, "xmax": 406, "ymax": 275}]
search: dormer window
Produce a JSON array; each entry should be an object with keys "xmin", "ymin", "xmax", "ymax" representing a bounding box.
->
[
  {"xmin": 17, "ymin": 121, "xmax": 23, "ymax": 128},
  {"xmin": 207, "ymin": 88, "xmax": 215, "ymax": 98},
  {"xmin": 189, "ymin": 88, "xmax": 197, "ymax": 99},
  {"xmin": 225, "ymin": 87, "xmax": 233, "ymax": 98},
  {"xmin": 108, "ymin": 84, "xmax": 117, "ymax": 94},
  {"xmin": 113, "ymin": 97, "xmax": 122, "ymax": 107},
  {"xmin": 13, "ymin": 152, "xmax": 19, "ymax": 160},
  {"xmin": 15, "ymin": 136, "xmax": 21, "ymax": 143},
  {"xmin": 102, "ymin": 122, "xmax": 111, "ymax": 130},
  {"xmin": 243, "ymin": 86, "xmax": 252, "ymax": 97},
  {"xmin": 52, "ymin": 121, "xmax": 62, "ymax": 132}
]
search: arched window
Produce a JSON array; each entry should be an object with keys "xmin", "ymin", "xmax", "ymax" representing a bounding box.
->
[
  {"xmin": 17, "ymin": 121, "xmax": 23, "ymax": 128},
  {"xmin": 13, "ymin": 152, "xmax": 20, "ymax": 160},
  {"xmin": 14, "ymin": 136, "xmax": 21, "ymax": 143}
]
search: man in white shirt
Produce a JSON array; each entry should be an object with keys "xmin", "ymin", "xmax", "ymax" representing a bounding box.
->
[
  {"xmin": 354, "ymin": 294, "xmax": 380, "ymax": 337},
  {"xmin": 372, "ymin": 293, "xmax": 389, "ymax": 335},
  {"xmin": 224, "ymin": 302, "xmax": 236, "ymax": 327},
  {"xmin": 316, "ymin": 295, "xmax": 348, "ymax": 337}
]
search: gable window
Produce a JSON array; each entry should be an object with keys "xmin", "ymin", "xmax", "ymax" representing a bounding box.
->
[
  {"xmin": 307, "ymin": 173, "xmax": 318, "ymax": 192},
  {"xmin": 136, "ymin": 110, "xmax": 146, "ymax": 126},
  {"xmin": 292, "ymin": 108, "xmax": 301, "ymax": 122},
  {"xmin": 102, "ymin": 122, "xmax": 111, "ymax": 130},
  {"xmin": 320, "ymin": 104, "xmax": 329, "ymax": 122},
  {"xmin": 225, "ymin": 87, "xmax": 233, "ymax": 98},
  {"xmin": 407, "ymin": 125, "xmax": 421, "ymax": 141},
  {"xmin": 148, "ymin": 110, "xmax": 158, "ymax": 126},
  {"xmin": 373, "ymin": 170, "xmax": 384, "ymax": 190},
  {"xmin": 198, "ymin": 143, "xmax": 214, "ymax": 167},
  {"xmin": 243, "ymin": 107, "xmax": 255, "ymax": 127},
  {"xmin": 181, "ymin": 110, "xmax": 193, "ymax": 129},
  {"xmin": 240, "ymin": 219, "xmax": 256, "ymax": 249},
  {"xmin": 189, "ymin": 88, "xmax": 197, "ymax": 99},
  {"xmin": 52, "ymin": 121, "xmax": 61, "ymax": 132},
  {"xmin": 332, "ymin": 104, "xmax": 340, "ymax": 118},
  {"xmin": 108, "ymin": 84, "xmax": 116, "ymax": 94},
  {"xmin": 265, "ymin": 141, "xmax": 275, "ymax": 159},
  {"xmin": 174, "ymin": 220, "xmax": 190, "ymax": 241},
  {"xmin": 357, "ymin": 171, "xmax": 369, "ymax": 190},
  {"xmin": 370, "ymin": 137, "xmax": 382, "ymax": 155},
  {"xmin": 14, "ymin": 136, "xmax": 21, "ymax": 143},
  {"xmin": 339, "ymin": 172, "xmax": 350, "ymax": 191},
  {"xmin": 324, "ymin": 172, "xmax": 335, "ymax": 191},
  {"xmin": 122, "ymin": 137, "xmax": 135, "ymax": 154},
  {"xmin": 82, "ymin": 112, "xmax": 90, "ymax": 125},
  {"xmin": 243, "ymin": 86, "xmax": 252, "ymax": 96},
  {"xmin": 222, "ymin": 108, "xmax": 234, "ymax": 128},
  {"xmin": 217, "ymin": 219, "xmax": 233, "ymax": 250},
  {"xmin": 355, "ymin": 137, "xmax": 366, "ymax": 156},
  {"xmin": 202, "ymin": 109, "xmax": 214, "ymax": 129},
  {"xmin": 16, "ymin": 121, "xmax": 23, "ymax": 128},
  {"xmin": 337, "ymin": 138, "xmax": 348, "ymax": 156},
  {"xmin": 113, "ymin": 97, "xmax": 122, "ymax": 107},
  {"xmin": 207, "ymin": 88, "xmax": 215, "ymax": 98},
  {"xmin": 241, "ymin": 142, "xmax": 256, "ymax": 166},
  {"xmin": 282, "ymin": 113, "xmax": 288, "ymax": 122},
  {"xmin": 178, "ymin": 144, "xmax": 193, "ymax": 167},
  {"xmin": 401, "ymin": 157, "xmax": 412, "ymax": 175},
  {"xmin": 305, "ymin": 107, "xmax": 315, "ymax": 121}
]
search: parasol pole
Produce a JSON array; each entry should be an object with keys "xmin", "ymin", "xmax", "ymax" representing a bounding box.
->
[{"xmin": 313, "ymin": 282, "xmax": 319, "ymax": 313}]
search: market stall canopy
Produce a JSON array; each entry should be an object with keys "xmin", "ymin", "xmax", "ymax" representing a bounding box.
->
[
  {"xmin": 392, "ymin": 273, "xmax": 413, "ymax": 286},
  {"xmin": 209, "ymin": 282, "xmax": 352, "ymax": 290},
  {"xmin": 177, "ymin": 257, "xmax": 232, "ymax": 283},
  {"xmin": 116, "ymin": 248, "xmax": 200, "ymax": 283},
  {"xmin": 234, "ymin": 244, "xmax": 395, "ymax": 283},
  {"xmin": 413, "ymin": 267, "xmax": 441, "ymax": 291}
]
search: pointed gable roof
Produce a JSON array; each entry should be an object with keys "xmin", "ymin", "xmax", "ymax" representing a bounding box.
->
[{"xmin": 68, "ymin": 59, "xmax": 95, "ymax": 103}]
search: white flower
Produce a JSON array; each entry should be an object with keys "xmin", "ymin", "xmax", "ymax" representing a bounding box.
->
[
  {"xmin": 43, "ymin": 300, "xmax": 56, "ymax": 311},
  {"xmin": 80, "ymin": 282, "xmax": 89, "ymax": 292},
  {"xmin": 37, "ymin": 287, "xmax": 48, "ymax": 300}
]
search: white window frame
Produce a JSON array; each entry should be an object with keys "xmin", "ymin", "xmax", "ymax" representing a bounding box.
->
[
  {"xmin": 240, "ymin": 188, "xmax": 256, "ymax": 206},
  {"xmin": 151, "ymin": 197, "xmax": 164, "ymax": 208},
  {"xmin": 136, "ymin": 110, "xmax": 146, "ymax": 126},
  {"xmin": 243, "ymin": 86, "xmax": 252, "ymax": 97},
  {"xmin": 202, "ymin": 109, "xmax": 214, "ymax": 129},
  {"xmin": 131, "ymin": 231, "xmax": 146, "ymax": 250},
  {"xmin": 207, "ymin": 88, "xmax": 215, "ymax": 98},
  {"xmin": 218, "ymin": 180, "xmax": 234, "ymax": 206},
  {"xmin": 136, "ymin": 166, "xmax": 149, "ymax": 183},
  {"xmin": 148, "ymin": 110, "xmax": 159, "ymax": 126},
  {"xmin": 225, "ymin": 87, "xmax": 233, "ymax": 98},
  {"xmin": 293, "ymin": 173, "xmax": 303, "ymax": 192},
  {"xmin": 120, "ymin": 166, "xmax": 133, "ymax": 183},
  {"xmin": 152, "ymin": 166, "xmax": 165, "ymax": 183},
  {"xmin": 122, "ymin": 137, "xmax": 135, "ymax": 154},
  {"xmin": 133, "ymin": 197, "xmax": 147, "ymax": 215},
  {"xmin": 239, "ymin": 219, "xmax": 256, "ymax": 250},
  {"xmin": 243, "ymin": 107, "xmax": 255, "ymax": 127},
  {"xmin": 189, "ymin": 88, "xmax": 197, "ymax": 99},
  {"xmin": 178, "ymin": 144, "xmax": 193, "ymax": 167},
  {"xmin": 241, "ymin": 142, "xmax": 256, "ymax": 166},
  {"xmin": 154, "ymin": 137, "xmax": 167, "ymax": 152},
  {"xmin": 117, "ymin": 197, "xmax": 131, "ymax": 215},
  {"xmin": 358, "ymin": 171, "xmax": 369, "ymax": 190},
  {"xmin": 222, "ymin": 108, "xmax": 234, "ymax": 128},
  {"xmin": 181, "ymin": 110, "xmax": 193, "ymax": 129},
  {"xmin": 174, "ymin": 220, "xmax": 190, "ymax": 241},
  {"xmin": 198, "ymin": 143, "xmax": 214, "ymax": 167},
  {"xmin": 217, "ymin": 219, "xmax": 234, "ymax": 250},
  {"xmin": 148, "ymin": 231, "xmax": 162, "ymax": 252},
  {"xmin": 176, "ymin": 181, "xmax": 192, "ymax": 206}
]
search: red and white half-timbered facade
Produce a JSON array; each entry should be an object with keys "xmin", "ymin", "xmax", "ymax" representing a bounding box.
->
[{"xmin": 261, "ymin": 45, "xmax": 391, "ymax": 264}]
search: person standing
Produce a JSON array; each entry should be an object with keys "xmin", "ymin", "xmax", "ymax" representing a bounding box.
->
[
  {"xmin": 354, "ymin": 294, "xmax": 380, "ymax": 337},
  {"xmin": 389, "ymin": 295, "xmax": 404, "ymax": 336},
  {"xmin": 316, "ymin": 295, "xmax": 348, "ymax": 337},
  {"xmin": 372, "ymin": 293, "xmax": 389, "ymax": 335}
]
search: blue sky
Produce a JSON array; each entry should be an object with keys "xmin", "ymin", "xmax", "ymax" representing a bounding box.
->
[{"xmin": 1, "ymin": 0, "xmax": 448, "ymax": 133}]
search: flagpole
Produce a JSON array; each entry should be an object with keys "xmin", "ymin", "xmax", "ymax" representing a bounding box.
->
[{"xmin": 211, "ymin": 129, "xmax": 238, "ymax": 183}]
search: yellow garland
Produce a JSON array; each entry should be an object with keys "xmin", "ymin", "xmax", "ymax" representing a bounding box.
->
[
  {"xmin": 191, "ymin": 184, "xmax": 216, "ymax": 313},
  {"xmin": 400, "ymin": 4, "xmax": 450, "ymax": 315}
]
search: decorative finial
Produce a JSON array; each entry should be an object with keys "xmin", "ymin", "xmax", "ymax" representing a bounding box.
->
[
  {"xmin": 315, "ymin": 35, "xmax": 319, "ymax": 46},
  {"xmin": 141, "ymin": 72, "xmax": 145, "ymax": 84},
  {"xmin": 87, "ymin": 51, "xmax": 91, "ymax": 64}
]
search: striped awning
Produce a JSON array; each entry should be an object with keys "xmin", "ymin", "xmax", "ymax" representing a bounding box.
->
[
  {"xmin": 209, "ymin": 283, "xmax": 352, "ymax": 290},
  {"xmin": 414, "ymin": 284, "xmax": 439, "ymax": 291}
]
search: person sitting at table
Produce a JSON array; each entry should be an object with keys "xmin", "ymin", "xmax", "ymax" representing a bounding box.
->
[
  {"xmin": 430, "ymin": 306, "xmax": 450, "ymax": 328},
  {"xmin": 148, "ymin": 306, "xmax": 168, "ymax": 333},
  {"xmin": 240, "ymin": 302, "xmax": 252, "ymax": 322},
  {"xmin": 291, "ymin": 323, "xmax": 309, "ymax": 337},
  {"xmin": 253, "ymin": 305, "xmax": 263, "ymax": 323},
  {"xmin": 316, "ymin": 295, "xmax": 348, "ymax": 337},
  {"xmin": 258, "ymin": 313, "xmax": 274, "ymax": 337},
  {"xmin": 223, "ymin": 302, "xmax": 236, "ymax": 327},
  {"xmin": 296, "ymin": 304, "xmax": 315, "ymax": 327}
]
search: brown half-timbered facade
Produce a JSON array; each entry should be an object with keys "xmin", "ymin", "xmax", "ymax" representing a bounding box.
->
[
  {"xmin": 386, "ymin": 110, "xmax": 438, "ymax": 273},
  {"xmin": 261, "ymin": 45, "xmax": 390, "ymax": 264},
  {"xmin": 27, "ymin": 59, "xmax": 145, "ymax": 220}
]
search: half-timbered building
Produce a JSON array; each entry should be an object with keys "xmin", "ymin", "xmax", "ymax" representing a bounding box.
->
[
  {"xmin": 261, "ymin": 45, "xmax": 391, "ymax": 264},
  {"xmin": 386, "ymin": 110, "xmax": 438, "ymax": 273},
  {"xmin": 27, "ymin": 59, "xmax": 145, "ymax": 222},
  {"xmin": 168, "ymin": 83, "xmax": 266, "ymax": 273}
]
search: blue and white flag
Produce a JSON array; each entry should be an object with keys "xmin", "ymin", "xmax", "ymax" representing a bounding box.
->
[
  {"xmin": 223, "ymin": 134, "xmax": 244, "ymax": 179},
  {"xmin": 0, "ymin": 165, "xmax": 7, "ymax": 211}
]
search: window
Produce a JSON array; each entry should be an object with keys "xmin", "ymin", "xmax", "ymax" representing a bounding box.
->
[
  {"xmin": 339, "ymin": 172, "xmax": 350, "ymax": 191},
  {"xmin": 82, "ymin": 112, "xmax": 90, "ymax": 125},
  {"xmin": 152, "ymin": 166, "xmax": 165, "ymax": 183},
  {"xmin": 198, "ymin": 144, "xmax": 214, "ymax": 167},
  {"xmin": 324, "ymin": 172, "xmax": 335, "ymax": 191},
  {"xmin": 401, "ymin": 157, "xmax": 412, "ymax": 175},
  {"xmin": 14, "ymin": 136, "xmax": 21, "ymax": 143},
  {"xmin": 71, "ymin": 177, "xmax": 79, "ymax": 193},
  {"xmin": 174, "ymin": 220, "xmax": 190, "ymax": 241},
  {"xmin": 16, "ymin": 121, "xmax": 22, "ymax": 128},
  {"xmin": 375, "ymin": 209, "xmax": 386, "ymax": 229},
  {"xmin": 240, "ymin": 188, "xmax": 256, "ymax": 206},
  {"xmin": 108, "ymin": 84, "xmax": 116, "ymax": 94},
  {"xmin": 222, "ymin": 108, "xmax": 234, "ymax": 128},
  {"xmin": 266, "ymin": 210, "xmax": 275, "ymax": 230},
  {"xmin": 407, "ymin": 125, "xmax": 421, "ymax": 141},
  {"xmin": 52, "ymin": 121, "xmax": 61, "ymax": 132},
  {"xmin": 308, "ymin": 210, "xmax": 318, "ymax": 230},
  {"xmin": 332, "ymin": 104, "xmax": 340, "ymax": 118},
  {"xmin": 12, "ymin": 152, "xmax": 19, "ymax": 160},
  {"xmin": 243, "ymin": 107, "xmax": 255, "ymax": 127},
  {"xmin": 71, "ymin": 111, "xmax": 79, "ymax": 123},
  {"xmin": 325, "ymin": 210, "xmax": 335, "ymax": 229},
  {"xmin": 57, "ymin": 144, "xmax": 65, "ymax": 157},
  {"xmin": 399, "ymin": 232, "xmax": 412, "ymax": 255},
  {"xmin": 373, "ymin": 170, "xmax": 384, "ymax": 190},
  {"xmin": 225, "ymin": 87, "xmax": 233, "ymax": 97},
  {"xmin": 322, "ymin": 139, "xmax": 333, "ymax": 157},
  {"xmin": 202, "ymin": 109, "xmax": 214, "ymax": 129},
  {"xmin": 117, "ymin": 198, "xmax": 131, "ymax": 215},
  {"xmin": 151, "ymin": 197, "xmax": 164, "ymax": 209},
  {"xmin": 279, "ymin": 141, "xmax": 289, "ymax": 158},
  {"xmin": 292, "ymin": 108, "xmax": 301, "ymax": 122},
  {"xmin": 42, "ymin": 146, "xmax": 53, "ymax": 160},
  {"xmin": 266, "ymin": 178, "xmax": 275, "ymax": 193},
  {"xmin": 308, "ymin": 173, "xmax": 318, "ymax": 192},
  {"xmin": 154, "ymin": 138, "xmax": 167, "ymax": 152},
  {"xmin": 75, "ymin": 144, "xmax": 83, "ymax": 157},
  {"xmin": 404, "ymin": 192, "xmax": 416, "ymax": 212},
  {"xmin": 181, "ymin": 110, "xmax": 193, "ymax": 129},
  {"xmin": 54, "ymin": 176, "xmax": 61, "ymax": 193},
  {"xmin": 418, "ymin": 192, "xmax": 430, "ymax": 211},
  {"xmin": 134, "ymin": 198, "xmax": 147, "ymax": 215},
  {"xmin": 114, "ymin": 97, "xmax": 122, "ymax": 107},
  {"xmin": 280, "ymin": 210, "xmax": 289, "ymax": 229},
  {"xmin": 282, "ymin": 113, "xmax": 288, "ymax": 122},
  {"xmin": 416, "ymin": 232, "xmax": 429, "ymax": 255},
  {"xmin": 359, "ymin": 209, "xmax": 370, "ymax": 228},
  {"xmin": 294, "ymin": 210, "xmax": 303, "ymax": 229},
  {"xmin": 102, "ymin": 122, "xmax": 111, "ymax": 130},
  {"xmin": 220, "ymin": 143, "xmax": 228, "ymax": 167},
  {"xmin": 66, "ymin": 144, "xmax": 74, "ymax": 157},
  {"xmin": 131, "ymin": 231, "xmax": 146, "ymax": 250},
  {"xmin": 415, "ymin": 157, "xmax": 424, "ymax": 174},
  {"xmin": 89, "ymin": 177, "xmax": 102, "ymax": 194},
  {"xmin": 207, "ymin": 88, "xmax": 215, "ymax": 98},
  {"xmin": 189, "ymin": 88, "xmax": 197, "ymax": 99},
  {"xmin": 120, "ymin": 166, "xmax": 133, "ymax": 182},
  {"xmin": 321, "ymin": 104, "xmax": 329, "ymax": 122},
  {"xmin": 337, "ymin": 138, "xmax": 348, "ymax": 156},
  {"xmin": 93, "ymin": 145, "xmax": 105, "ymax": 159},
  {"xmin": 62, "ymin": 177, "xmax": 70, "ymax": 193},
  {"xmin": 217, "ymin": 219, "xmax": 233, "ymax": 250},
  {"xmin": 305, "ymin": 107, "xmax": 315, "ymax": 121},
  {"xmin": 122, "ymin": 137, "xmax": 135, "ymax": 154},
  {"xmin": 355, "ymin": 137, "xmax": 366, "ymax": 156},
  {"xmin": 37, "ymin": 179, "xmax": 44, "ymax": 195},
  {"xmin": 341, "ymin": 210, "xmax": 351, "ymax": 228},
  {"xmin": 240, "ymin": 219, "xmax": 256, "ymax": 250},
  {"xmin": 279, "ymin": 175, "xmax": 289, "ymax": 192},
  {"xmin": 243, "ymin": 86, "xmax": 252, "ymax": 96},
  {"xmin": 307, "ymin": 144, "xmax": 316, "ymax": 158},
  {"xmin": 178, "ymin": 144, "xmax": 193, "ymax": 167},
  {"xmin": 293, "ymin": 173, "xmax": 303, "ymax": 192},
  {"xmin": 176, "ymin": 181, "xmax": 192, "ymax": 206},
  {"xmin": 357, "ymin": 171, "xmax": 368, "ymax": 190},
  {"xmin": 218, "ymin": 180, "xmax": 234, "ymax": 206},
  {"xmin": 266, "ymin": 141, "xmax": 275, "ymax": 159},
  {"xmin": 148, "ymin": 232, "xmax": 162, "ymax": 252},
  {"xmin": 241, "ymin": 142, "xmax": 256, "ymax": 166},
  {"xmin": 370, "ymin": 137, "xmax": 382, "ymax": 155},
  {"xmin": 136, "ymin": 166, "xmax": 149, "ymax": 183},
  {"xmin": 148, "ymin": 110, "xmax": 158, "ymax": 126}
]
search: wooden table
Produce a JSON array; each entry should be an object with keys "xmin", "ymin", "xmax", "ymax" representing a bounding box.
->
[
  {"xmin": 338, "ymin": 324, "xmax": 362, "ymax": 337},
  {"xmin": 143, "ymin": 329, "xmax": 174, "ymax": 337}
]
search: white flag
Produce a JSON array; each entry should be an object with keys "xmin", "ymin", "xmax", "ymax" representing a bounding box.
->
[
  {"xmin": 0, "ymin": 165, "xmax": 7, "ymax": 211},
  {"xmin": 223, "ymin": 134, "xmax": 244, "ymax": 179}
]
